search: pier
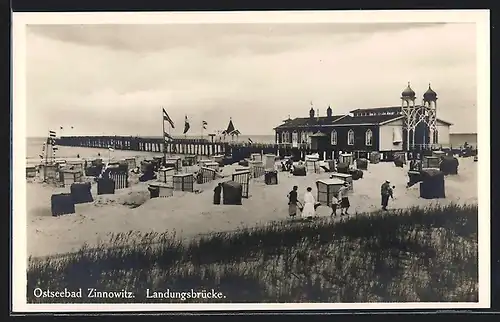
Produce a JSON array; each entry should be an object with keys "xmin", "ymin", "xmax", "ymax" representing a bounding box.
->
[{"xmin": 56, "ymin": 136, "xmax": 286, "ymax": 162}]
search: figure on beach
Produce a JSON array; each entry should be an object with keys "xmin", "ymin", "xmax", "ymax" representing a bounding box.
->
[
  {"xmin": 381, "ymin": 180, "xmax": 394, "ymax": 211},
  {"xmin": 331, "ymin": 192, "xmax": 339, "ymax": 217},
  {"xmin": 213, "ymin": 183, "xmax": 222, "ymax": 205},
  {"xmin": 338, "ymin": 182, "xmax": 351, "ymax": 216},
  {"xmin": 287, "ymin": 185, "xmax": 299, "ymax": 218},
  {"xmin": 301, "ymin": 187, "xmax": 316, "ymax": 219}
]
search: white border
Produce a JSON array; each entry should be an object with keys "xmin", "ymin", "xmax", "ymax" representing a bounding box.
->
[{"xmin": 12, "ymin": 10, "xmax": 490, "ymax": 312}]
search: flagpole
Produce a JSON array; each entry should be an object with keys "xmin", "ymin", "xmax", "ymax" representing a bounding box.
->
[
  {"xmin": 201, "ymin": 121, "xmax": 204, "ymax": 141},
  {"xmin": 162, "ymin": 107, "xmax": 166, "ymax": 164}
]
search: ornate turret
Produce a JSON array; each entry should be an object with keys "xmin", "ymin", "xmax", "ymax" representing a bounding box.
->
[
  {"xmin": 309, "ymin": 107, "xmax": 315, "ymax": 119},
  {"xmin": 326, "ymin": 105, "xmax": 332, "ymax": 118},
  {"xmin": 423, "ymin": 83, "xmax": 437, "ymax": 102},
  {"xmin": 401, "ymin": 81, "xmax": 416, "ymax": 100}
]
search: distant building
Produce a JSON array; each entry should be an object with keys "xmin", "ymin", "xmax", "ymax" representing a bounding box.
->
[{"xmin": 273, "ymin": 83, "xmax": 452, "ymax": 159}]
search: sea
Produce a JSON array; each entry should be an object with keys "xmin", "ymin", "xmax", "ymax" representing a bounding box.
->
[{"xmin": 25, "ymin": 135, "xmax": 275, "ymax": 166}]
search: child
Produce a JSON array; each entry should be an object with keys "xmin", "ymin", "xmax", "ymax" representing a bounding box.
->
[{"xmin": 331, "ymin": 192, "xmax": 339, "ymax": 217}]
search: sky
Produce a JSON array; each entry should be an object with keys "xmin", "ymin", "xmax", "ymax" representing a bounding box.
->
[{"xmin": 25, "ymin": 22, "xmax": 478, "ymax": 137}]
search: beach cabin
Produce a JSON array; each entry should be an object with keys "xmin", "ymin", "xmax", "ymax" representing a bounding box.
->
[
  {"xmin": 165, "ymin": 157, "xmax": 182, "ymax": 171},
  {"xmin": 248, "ymin": 160, "xmax": 265, "ymax": 178},
  {"xmin": 200, "ymin": 167, "xmax": 217, "ymax": 183},
  {"xmin": 251, "ymin": 153, "xmax": 262, "ymax": 162},
  {"xmin": 38, "ymin": 164, "xmax": 58, "ymax": 181},
  {"xmin": 173, "ymin": 173, "xmax": 194, "ymax": 192},
  {"xmin": 316, "ymin": 178, "xmax": 345, "ymax": 206},
  {"xmin": 198, "ymin": 159, "xmax": 213, "ymax": 168},
  {"xmin": 203, "ymin": 161, "xmax": 219, "ymax": 172},
  {"xmin": 158, "ymin": 167, "xmax": 175, "ymax": 186},
  {"xmin": 148, "ymin": 182, "xmax": 174, "ymax": 198},
  {"xmin": 59, "ymin": 169, "xmax": 83, "ymax": 187},
  {"xmin": 305, "ymin": 159, "xmax": 320, "ymax": 174},
  {"xmin": 211, "ymin": 154, "xmax": 225, "ymax": 165},
  {"xmin": 26, "ymin": 166, "xmax": 37, "ymax": 178},
  {"xmin": 369, "ymin": 152, "xmax": 381, "ymax": 164},
  {"xmin": 125, "ymin": 158, "xmax": 137, "ymax": 170},
  {"xmin": 432, "ymin": 151, "xmax": 446, "ymax": 159},
  {"xmin": 339, "ymin": 153, "xmax": 354, "ymax": 166},
  {"xmin": 65, "ymin": 161, "xmax": 84, "ymax": 173},
  {"xmin": 263, "ymin": 154, "xmax": 276, "ymax": 170},
  {"xmin": 329, "ymin": 173, "xmax": 354, "ymax": 191},
  {"xmin": 184, "ymin": 155, "xmax": 197, "ymax": 166},
  {"xmin": 422, "ymin": 156, "xmax": 441, "ymax": 169}
]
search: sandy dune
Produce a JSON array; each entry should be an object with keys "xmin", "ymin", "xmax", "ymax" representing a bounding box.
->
[{"xmin": 26, "ymin": 158, "xmax": 478, "ymax": 258}]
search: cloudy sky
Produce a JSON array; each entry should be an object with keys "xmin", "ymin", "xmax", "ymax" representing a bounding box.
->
[{"xmin": 26, "ymin": 22, "xmax": 477, "ymax": 137}]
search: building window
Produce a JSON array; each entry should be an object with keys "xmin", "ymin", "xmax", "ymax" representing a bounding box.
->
[
  {"xmin": 292, "ymin": 131, "xmax": 298, "ymax": 143},
  {"xmin": 433, "ymin": 130, "xmax": 439, "ymax": 144},
  {"xmin": 276, "ymin": 132, "xmax": 280, "ymax": 144},
  {"xmin": 331, "ymin": 130, "xmax": 337, "ymax": 145},
  {"xmin": 302, "ymin": 131, "xmax": 308, "ymax": 144},
  {"xmin": 282, "ymin": 131, "xmax": 288, "ymax": 143},
  {"xmin": 348, "ymin": 129, "xmax": 355, "ymax": 145},
  {"xmin": 365, "ymin": 129, "xmax": 373, "ymax": 146}
]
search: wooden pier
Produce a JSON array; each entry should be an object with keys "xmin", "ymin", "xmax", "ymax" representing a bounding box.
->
[{"xmin": 56, "ymin": 136, "xmax": 287, "ymax": 162}]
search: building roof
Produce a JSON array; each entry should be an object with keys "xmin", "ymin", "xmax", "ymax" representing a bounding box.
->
[
  {"xmin": 273, "ymin": 115, "xmax": 345, "ymax": 129},
  {"xmin": 401, "ymin": 82, "xmax": 416, "ymax": 98},
  {"xmin": 275, "ymin": 105, "xmax": 453, "ymax": 129}
]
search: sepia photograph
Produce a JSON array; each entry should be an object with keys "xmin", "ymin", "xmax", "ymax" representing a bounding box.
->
[{"xmin": 12, "ymin": 10, "xmax": 490, "ymax": 312}]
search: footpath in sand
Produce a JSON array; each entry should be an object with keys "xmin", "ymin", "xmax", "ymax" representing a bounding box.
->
[{"xmin": 26, "ymin": 158, "xmax": 478, "ymax": 258}]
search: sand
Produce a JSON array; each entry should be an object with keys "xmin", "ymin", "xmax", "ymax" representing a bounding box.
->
[{"xmin": 26, "ymin": 158, "xmax": 478, "ymax": 258}]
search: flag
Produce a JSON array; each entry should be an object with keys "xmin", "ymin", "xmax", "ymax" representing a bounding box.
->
[
  {"xmin": 202, "ymin": 120, "xmax": 208, "ymax": 130},
  {"xmin": 52, "ymin": 146, "xmax": 58, "ymax": 151},
  {"xmin": 183, "ymin": 115, "xmax": 190, "ymax": 134},
  {"xmin": 49, "ymin": 130, "xmax": 56, "ymax": 138},
  {"xmin": 248, "ymin": 138, "xmax": 253, "ymax": 144},
  {"xmin": 39, "ymin": 154, "xmax": 44, "ymax": 159},
  {"xmin": 60, "ymin": 126, "xmax": 63, "ymax": 130},
  {"xmin": 71, "ymin": 126, "xmax": 74, "ymax": 129},
  {"xmin": 164, "ymin": 132, "xmax": 174, "ymax": 141},
  {"xmin": 163, "ymin": 108, "xmax": 175, "ymax": 128},
  {"xmin": 108, "ymin": 147, "xmax": 114, "ymax": 152}
]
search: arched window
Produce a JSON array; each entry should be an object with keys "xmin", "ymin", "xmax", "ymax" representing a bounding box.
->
[
  {"xmin": 292, "ymin": 131, "xmax": 298, "ymax": 144},
  {"xmin": 331, "ymin": 130, "xmax": 337, "ymax": 145},
  {"xmin": 348, "ymin": 129, "xmax": 355, "ymax": 145},
  {"xmin": 302, "ymin": 131, "xmax": 308, "ymax": 143},
  {"xmin": 433, "ymin": 130, "xmax": 439, "ymax": 144},
  {"xmin": 365, "ymin": 129, "xmax": 373, "ymax": 146},
  {"xmin": 282, "ymin": 131, "xmax": 289, "ymax": 143}
]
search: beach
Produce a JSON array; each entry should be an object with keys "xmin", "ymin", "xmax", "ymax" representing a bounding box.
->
[{"xmin": 26, "ymin": 155, "xmax": 478, "ymax": 258}]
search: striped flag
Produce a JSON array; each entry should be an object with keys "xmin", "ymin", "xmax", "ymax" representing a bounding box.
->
[
  {"xmin": 248, "ymin": 138, "xmax": 253, "ymax": 144},
  {"xmin": 183, "ymin": 115, "xmax": 190, "ymax": 134},
  {"xmin": 53, "ymin": 146, "xmax": 58, "ymax": 151},
  {"xmin": 202, "ymin": 120, "xmax": 208, "ymax": 130},
  {"xmin": 108, "ymin": 147, "xmax": 114, "ymax": 152},
  {"xmin": 49, "ymin": 130, "xmax": 56, "ymax": 138},
  {"xmin": 163, "ymin": 108, "xmax": 175, "ymax": 128},
  {"xmin": 164, "ymin": 132, "xmax": 174, "ymax": 142}
]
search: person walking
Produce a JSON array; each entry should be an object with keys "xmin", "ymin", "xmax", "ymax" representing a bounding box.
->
[
  {"xmin": 213, "ymin": 182, "xmax": 222, "ymax": 205},
  {"xmin": 330, "ymin": 192, "xmax": 339, "ymax": 217},
  {"xmin": 338, "ymin": 182, "xmax": 351, "ymax": 216},
  {"xmin": 287, "ymin": 185, "xmax": 299, "ymax": 218},
  {"xmin": 301, "ymin": 187, "xmax": 316, "ymax": 219},
  {"xmin": 381, "ymin": 180, "xmax": 394, "ymax": 211}
]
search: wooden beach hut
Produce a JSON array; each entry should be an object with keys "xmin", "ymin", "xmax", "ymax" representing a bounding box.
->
[
  {"xmin": 316, "ymin": 178, "xmax": 345, "ymax": 206},
  {"xmin": 329, "ymin": 173, "xmax": 354, "ymax": 191},
  {"xmin": 26, "ymin": 166, "xmax": 37, "ymax": 178},
  {"xmin": 158, "ymin": 167, "xmax": 175, "ymax": 186},
  {"xmin": 148, "ymin": 182, "xmax": 174, "ymax": 198},
  {"xmin": 59, "ymin": 169, "xmax": 83, "ymax": 187},
  {"xmin": 173, "ymin": 173, "xmax": 194, "ymax": 192}
]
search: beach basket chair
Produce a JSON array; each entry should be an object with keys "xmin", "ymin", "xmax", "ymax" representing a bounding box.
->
[
  {"xmin": 356, "ymin": 158, "xmax": 368, "ymax": 170},
  {"xmin": 222, "ymin": 180, "xmax": 243, "ymax": 205},
  {"xmin": 51, "ymin": 193, "xmax": 76, "ymax": 217},
  {"xmin": 97, "ymin": 178, "xmax": 115, "ymax": 195},
  {"xmin": 70, "ymin": 182, "xmax": 94, "ymax": 204},
  {"xmin": 419, "ymin": 169, "xmax": 445, "ymax": 199}
]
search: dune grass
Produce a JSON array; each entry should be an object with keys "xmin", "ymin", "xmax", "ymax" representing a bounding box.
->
[{"xmin": 27, "ymin": 203, "xmax": 478, "ymax": 303}]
